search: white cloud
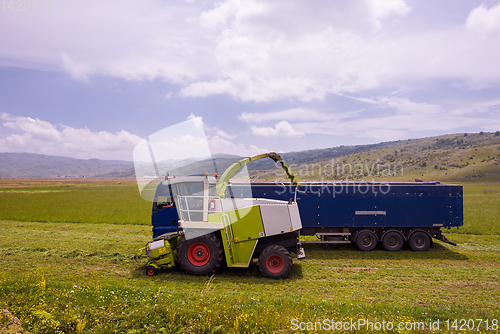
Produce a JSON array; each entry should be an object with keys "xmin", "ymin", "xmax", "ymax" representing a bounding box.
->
[
  {"xmin": 142, "ymin": 115, "xmax": 261, "ymax": 157},
  {"xmin": 214, "ymin": 130, "xmax": 236, "ymax": 139},
  {"xmin": 200, "ymin": 0, "xmax": 409, "ymax": 34},
  {"xmin": 146, "ymin": 134, "xmax": 212, "ymax": 163},
  {"xmin": 1, "ymin": 113, "xmax": 61, "ymax": 141},
  {"xmin": 238, "ymin": 108, "xmax": 361, "ymax": 123},
  {"xmin": 0, "ymin": 0, "xmax": 411, "ymax": 102},
  {"xmin": 251, "ymin": 121, "xmax": 304, "ymax": 137},
  {"xmin": 0, "ymin": 113, "xmax": 141, "ymax": 160},
  {"xmin": 199, "ymin": 0, "xmax": 268, "ymax": 29},
  {"xmin": 232, "ymin": 95, "xmax": 500, "ymax": 145},
  {"xmin": 466, "ymin": 3, "xmax": 500, "ymax": 37},
  {"xmin": 180, "ymin": 0, "xmax": 413, "ymax": 101},
  {"xmin": 208, "ymin": 135, "xmax": 267, "ymax": 156},
  {"xmin": 289, "ymin": 97, "xmax": 500, "ymax": 141},
  {"xmin": 0, "ymin": 0, "xmax": 204, "ymax": 83},
  {"xmin": 61, "ymin": 53, "xmax": 91, "ymax": 82},
  {"xmin": 179, "ymin": 0, "xmax": 499, "ymax": 101},
  {"xmin": 1, "ymin": 0, "xmax": 500, "ymax": 104},
  {"xmin": 372, "ymin": 0, "xmax": 410, "ymax": 21},
  {"xmin": 197, "ymin": 118, "xmax": 238, "ymax": 140}
]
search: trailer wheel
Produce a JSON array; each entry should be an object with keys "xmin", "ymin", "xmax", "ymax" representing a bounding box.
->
[
  {"xmin": 146, "ymin": 266, "xmax": 158, "ymax": 276},
  {"xmin": 409, "ymin": 231, "xmax": 431, "ymax": 251},
  {"xmin": 259, "ymin": 245, "xmax": 293, "ymax": 279},
  {"xmin": 355, "ymin": 230, "xmax": 377, "ymax": 251},
  {"xmin": 382, "ymin": 231, "xmax": 404, "ymax": 251},
  {"xmin": 178, "ymin": 233, "xmax": 224, "ymax": 276}
]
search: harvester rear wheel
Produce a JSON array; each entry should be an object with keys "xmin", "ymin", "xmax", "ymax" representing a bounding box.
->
[
  {"xmin": 258, "ymin": 245, "xmax": 293, "ymax": 279},
  {"xmin": 178, "ymin": 233, "xmax": 223, "ymax": 276}
]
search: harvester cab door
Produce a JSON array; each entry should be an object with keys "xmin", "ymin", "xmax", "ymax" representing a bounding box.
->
[{"xmin": 169, "ymin": 176, "xmax": 221, "ymax": 240}]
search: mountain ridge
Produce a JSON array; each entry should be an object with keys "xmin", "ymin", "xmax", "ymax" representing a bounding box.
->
[{"xmin": 1, "ymin": 131, "xmax": 499, "ymax": 180}]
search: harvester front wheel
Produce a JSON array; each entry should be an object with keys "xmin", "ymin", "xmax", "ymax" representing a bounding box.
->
[
  {"xmin": 146, "ymin": 266, "xmax": 158, "ymax": 276},
  {"xmin": 258, "ymin": 245, "xmax": 293, "ymax": 279},
  {"xmin": 178, "ymin": 233, "xmax": 223, "ymax": 276}
]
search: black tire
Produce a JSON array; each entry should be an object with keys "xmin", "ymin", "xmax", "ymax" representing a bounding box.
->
[
  {"xmin": 146, "ymin": 266, "xmax": 158, "ymax": 276},
  {"xmin": 178, "ymin": 233, "xmax": 224, "ymax": 276},
  {"xmin": 355, "ymin": 230, "xmax": 377, "ymax": 251},
  {"xmin": 382, "ymin": 231, "xmax": 404, "ymax": 251},
  {"xmin": 409, "ymin": 231, "xmax": 431, "ymax": 251},
  {"xmin": 258, "ymin": 245, "xmax": 293, "ymax": 279}
]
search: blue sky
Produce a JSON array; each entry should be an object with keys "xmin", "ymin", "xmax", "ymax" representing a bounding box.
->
[{"xmin": 1, "ymin": 0, "xmax": 500, "ymax": 161}]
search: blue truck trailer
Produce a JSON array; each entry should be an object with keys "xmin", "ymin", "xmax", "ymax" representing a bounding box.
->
[{"xmin": 151, "ymin": 180, "xmax": 463, "ymax": 252}]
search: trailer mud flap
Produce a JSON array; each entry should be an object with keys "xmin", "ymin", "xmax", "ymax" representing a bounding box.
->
[
  {"xmin": 296, "ymin": 241, "xmax": 306, "ymax": 260},
  {"xmin": 434, "ymin": 234, "xmax": 457, "ymax": 246}
]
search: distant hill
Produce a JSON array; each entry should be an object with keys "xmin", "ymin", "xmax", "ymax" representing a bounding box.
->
[
  {"xmin": 0, "ymin": 153, "xmax": 134, "ymax": 178},
  {"xmin": 250, "ymin": 131, "xmax": 500, "ymax": 183},
  {"xmin": 1, "ymin": 131, "xmax": 499, "ymax": 181}
]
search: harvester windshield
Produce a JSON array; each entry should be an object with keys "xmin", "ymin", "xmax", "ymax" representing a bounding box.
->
[{"xmin": 171, "ymin": 177, "xmax": 216, "ymax": 222}]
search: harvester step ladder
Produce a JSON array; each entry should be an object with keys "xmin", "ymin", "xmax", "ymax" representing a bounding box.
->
[
  {"xmin": 221, "ymin": 213, "xmax": 235, "ymax": 262},
  {"xmin": 230, "ymin": 263, "xmax": 248, "ymax": 268}
]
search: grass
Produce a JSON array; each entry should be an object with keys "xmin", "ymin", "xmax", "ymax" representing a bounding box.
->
[
  {"xmin": 0, "ymin": 178, "xmax": 499, "ymax": 333},
  {"xmin": 0, "ymin": 222, "xmax": 499, "ymax": 333},
  {"xmin": 0, "ymin": 179, "xmax": 151, "ymax": 225},
  {"xmin": 458, "ymin": 182, "xmax": 500, "ymax": 235}
]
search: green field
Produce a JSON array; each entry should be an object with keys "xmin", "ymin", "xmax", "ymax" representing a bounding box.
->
[
  {"xmin": 0, "ymin": 179, "xmax": 499, "ymax": 333},
  {"xmin": 0, "ymin": 179, "xmax": 151, "ymax": 225},
  {"xmin": 460, "ymin": 182, "xmax": 500, "ymax": 235}
]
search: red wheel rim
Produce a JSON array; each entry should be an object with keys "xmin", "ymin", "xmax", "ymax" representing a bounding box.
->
[
  {"xmin": 187, "ymin": 242, "xmax": 210, "ymax": 266},
  {"xmin": 147, "ymin": 267, "xmax": 155, "ymax": 276},
  {"xmin": 266, "ymin": 255, "xmax": 284, "ymax": 274}
]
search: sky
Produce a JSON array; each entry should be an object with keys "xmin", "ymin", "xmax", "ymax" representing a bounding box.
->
[{"xmin": 1, "ymin": 0, "xmax": 500, "ymax": 161}]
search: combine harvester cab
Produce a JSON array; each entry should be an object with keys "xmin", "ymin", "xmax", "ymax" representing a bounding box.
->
[{"xmin": 138, "ymin": 151, "xmax": 305, "ymax": 279}]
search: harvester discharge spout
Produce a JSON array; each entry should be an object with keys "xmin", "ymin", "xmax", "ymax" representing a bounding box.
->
[{"xmin": 216, "ymin": 152, "xmax": 297, "ymax": 199}]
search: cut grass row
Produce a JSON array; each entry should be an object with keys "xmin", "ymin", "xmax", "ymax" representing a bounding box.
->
[{"xmin": 0, "ymin": 221, "xmax": 499, "ymax": 333}]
